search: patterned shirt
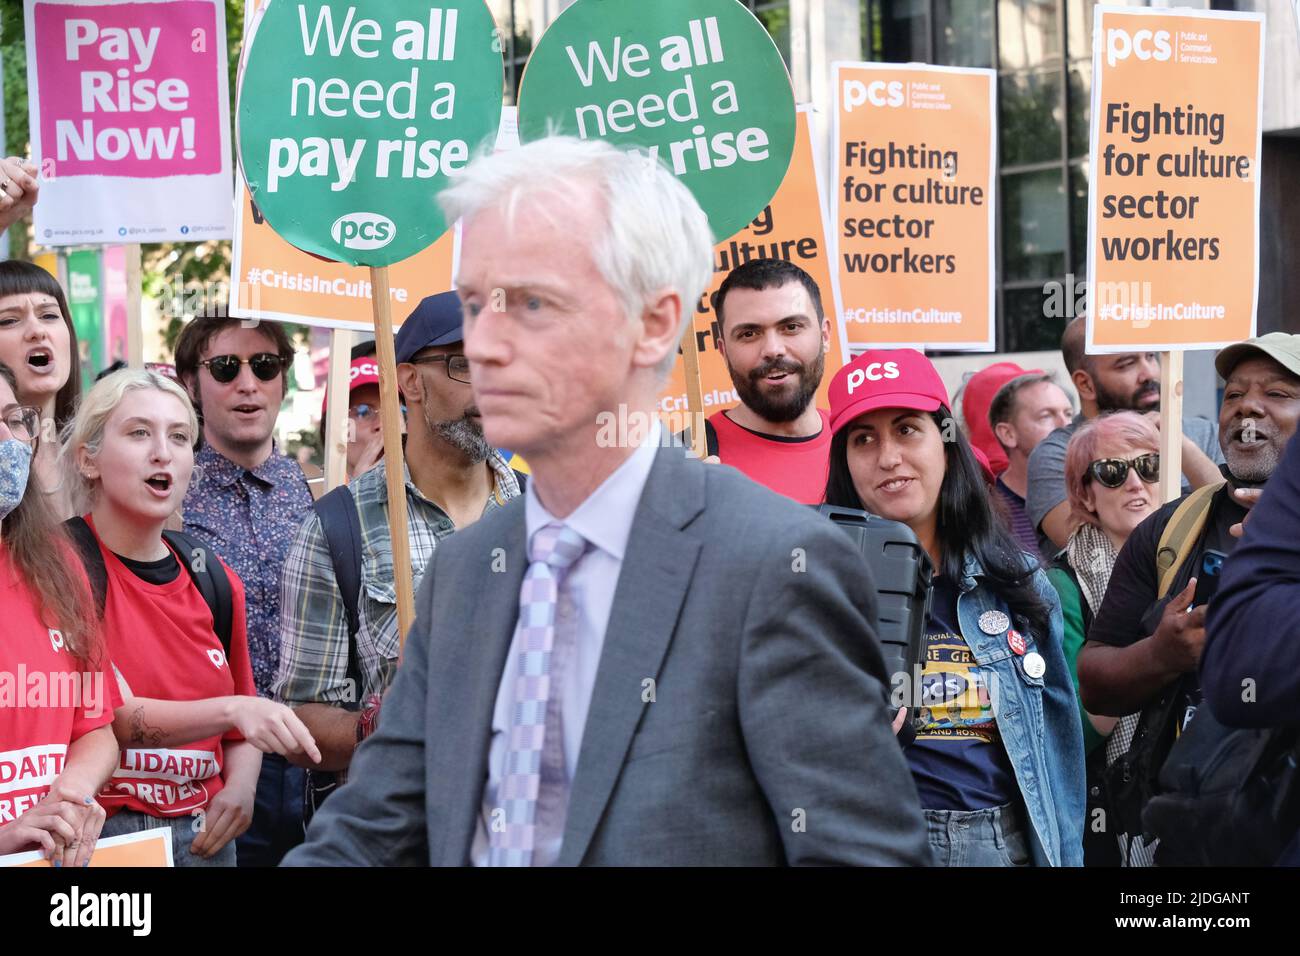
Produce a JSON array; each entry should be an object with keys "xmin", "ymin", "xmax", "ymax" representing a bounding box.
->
[
  {"xmin": 183, "ymin": 442, "xmax": 313, "ymax": 698},
  {"xmin": 274, "ymin": 452, "xmax": 520, "ymax": 707}
]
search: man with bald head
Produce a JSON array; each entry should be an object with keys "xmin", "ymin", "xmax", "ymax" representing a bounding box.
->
[
  {"xmin": 1026, "ymin": 316, "xmax": 1223, "ymax": 553},
  {"xmin": 283, "ymin": 137, "xmax": 928, "ymax": 867}
]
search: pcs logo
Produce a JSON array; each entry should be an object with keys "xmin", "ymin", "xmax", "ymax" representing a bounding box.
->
[
  {"xmin": 846, "ymin": 361, "xmax": 900, "ymax": 394},
  {"xmin": 332, "ymin": 212, "xmax": 396, "ymax": 251},
  {"xmin": 1106, "ymin": 27, "xmax": 1172, "ymax": 67},
  {"xmin": 842, "ymin": 78, "xmax": 905, "ymax": 112}
]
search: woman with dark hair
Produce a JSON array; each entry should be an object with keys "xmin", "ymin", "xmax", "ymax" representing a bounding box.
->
[
  {"xmin": 0, "ymin": 361, "xmax": 119, "ymax": 866},
  {"xmin": 824, "ymin": 350, "xmax": 1084, "ymax": 866},
  {"xmin": 0, "ymin": 260, "xmax": 82, "ymax": 517}
]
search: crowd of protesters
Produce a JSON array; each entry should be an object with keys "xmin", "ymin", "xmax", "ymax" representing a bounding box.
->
[{"xmin": 1, "ymin": 138, "xmax": 1298, "ymax": 867}]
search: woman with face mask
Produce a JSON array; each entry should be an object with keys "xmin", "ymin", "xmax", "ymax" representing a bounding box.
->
[
  {"xmin": 823, "ymin": 350, "xmax": 1085, "ymax": 866},
  {"xmin": 0, "ymin": 361, "xmax": 119, "ymax": 867},
  {"xmin": 61, "ymin": 369, "xmax": 320, "ymax": 866},
  {"xmin": 1049, "ymin": 412, "xmax": 1161, "ymax": 865},
  {"xmin": 0, "ymin": 261, "xmax": 82, "ymax": 518}
]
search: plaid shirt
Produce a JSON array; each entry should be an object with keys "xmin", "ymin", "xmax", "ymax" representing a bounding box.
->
[
  {"xmin": 274, "ymin": 452, "xmax": 520, "ymax": 707},
  {"xmin": 183, "ymin": 442, "xmax": 313, "ymax": 698}
]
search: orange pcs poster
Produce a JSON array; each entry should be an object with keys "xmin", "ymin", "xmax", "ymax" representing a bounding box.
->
[
  {"xmin": 229, "ymin": 173, "xmax": 455, "ymax": 330},
  {"xmin": 1086, "ymin": 6, "xmax": 1264, "ymax": 352},
  {"xmin": 659, "ymin": 106, "xmax": 850, "ymax": 425},
  {"xmin": 832, "ymin": 62, "xmax": 996, "ymax": 351}
]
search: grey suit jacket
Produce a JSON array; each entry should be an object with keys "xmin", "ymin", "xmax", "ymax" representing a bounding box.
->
[{"xmin": 283, "ymin": 444, "xmax": 929, "ymax": 866}]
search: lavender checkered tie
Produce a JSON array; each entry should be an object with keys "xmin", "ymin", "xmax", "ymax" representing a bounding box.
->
[{"xmin": 488, "ymin": 521, "xmax": 588, "ymax": 867}]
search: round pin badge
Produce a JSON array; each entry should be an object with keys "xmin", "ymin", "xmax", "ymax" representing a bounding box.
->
[
  {"xmin": 978, "ymin": 610, "xmax": 1010, "ymax": 635},
  {"xmin": 1023, "ymin": 652, "xmax": 1046, "ymax": 679},
  {"xmin": 1007, "ymin": 629, "xmax": 1027, "ymax": 656}
]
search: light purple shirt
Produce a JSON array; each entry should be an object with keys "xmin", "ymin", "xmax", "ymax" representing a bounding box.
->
[{"xmin": 471, "ymin": 423, "xmax": 662, "ymax": 866}]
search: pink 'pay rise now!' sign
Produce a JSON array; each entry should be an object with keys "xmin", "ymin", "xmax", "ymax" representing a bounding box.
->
[{"xmin": 34, "ymin": 1, "xmax": 223, "ymax": 177}]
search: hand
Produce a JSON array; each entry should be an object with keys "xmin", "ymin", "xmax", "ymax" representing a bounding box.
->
[
  {"xmin": 349, "ymin": 431, "xmax": 384, "ymax": 480},
  {"xmin": 189, "ymin": 785, "xmax": 253, "ymax": 859},
  {"xmin": 1150, "ymin": 577, "xmax": 1207, "ymax": 673},
  {"xmin": 0, "ymin": 793, "xmax": 95, "ymax": 866},
  {"xmin": 0, "ymin": 156, "xmax": 39, "ymax": 230},
  {"xmin": 230, "ymin": 696, "xmax": 322, "ymax": 764},
  {"xmin": 44, "ymin": 779, "xmax": 106, "ymax": 868},
  {"xmin": 1229, "ymin": 487, "xmax": 1262, "ymax": 538},
  {"xmin": 891, "ymin": 706, "xmax": 908, "ymax": 736}
]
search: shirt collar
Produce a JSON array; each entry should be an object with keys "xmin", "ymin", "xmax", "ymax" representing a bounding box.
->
[
  {"xmin": 196, "ymin": 441, "xmax": 296, "ymax": 489},
  {"xmin": 524, "ymin": 421, "xmax": 662, "ymax": 562}
]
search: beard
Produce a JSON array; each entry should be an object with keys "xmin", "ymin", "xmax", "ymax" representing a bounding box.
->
[
  {"xmin": 1225, "ymin": 427, "xmax": 1283, "ymax": 483},
  {"xmin": 727, "ymin": 349, "xmax": 825, "ymax": 424},
  {"xmin": 1095, "ymin": 377, "xmax": 1160, "ymax": 413},
  {"xmin": 420, "ymin": 380, "xmax": 491, "ymax": 463}
]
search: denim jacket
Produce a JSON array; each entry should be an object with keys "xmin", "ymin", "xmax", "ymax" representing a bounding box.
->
[{"xmin": 953, "ymin": 552, "xmax": 1086, "ymax": 866}]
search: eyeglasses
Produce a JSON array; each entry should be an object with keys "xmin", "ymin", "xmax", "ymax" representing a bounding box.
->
[
  {"xmin": 199, "ymin": 353, "xmax": 287, "ymax": 384},
  {"xmin": 349, "ymin": 402, "xmax": 379, "ymax": 422},
  {"xmin": 1, "ymin": 404, "xmax": 40, "ymax": 443},
  {"xmin": 1088, "ymin": 453, "xmax": 1160, "ymax": 489},
  {"xmin": 408, "ymin": 353, "xmax": 470, "ymax": 384}
]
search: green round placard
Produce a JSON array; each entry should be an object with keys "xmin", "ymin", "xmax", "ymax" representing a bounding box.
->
[
  {"xmin": 517, "ymin": 0, "xmax": 796, "ymax": 241},
  {"xmin": 238, "ymin": 0, "xmax": 503, "ymax": 266}
]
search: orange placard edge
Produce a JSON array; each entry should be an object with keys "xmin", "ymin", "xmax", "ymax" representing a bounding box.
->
[
  {"xmin": 800, "ymin": 104, "xmax": 852, "ymax": 365},
  {"xmin": 2, "ymin": 826, "xmax": 174, "ymax": 867}
]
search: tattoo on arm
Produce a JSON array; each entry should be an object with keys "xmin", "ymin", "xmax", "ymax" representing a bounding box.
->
[{"xmin": 128, "ymin": 705, "xmax": 166, "ymax": 748}]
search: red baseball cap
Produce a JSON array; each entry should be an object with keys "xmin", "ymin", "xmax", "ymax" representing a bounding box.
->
[
  {"xmin": 961, "ymin": 362, "xmax": 1044, "ymax": 477},
  {"xmin": 320, "ymin": 357, "xmax": 380, "ymax": 418},
  {"xmin": 829, "ymin": 349, "xmax": 952, "ymax": 436}
]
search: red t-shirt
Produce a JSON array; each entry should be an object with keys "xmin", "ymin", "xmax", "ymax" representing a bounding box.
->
[
  {"xmin": 708, "ymin": 408, "xmax": 833, "ymax": 505},
  {"xmin": 0, "ymin": 543, "xmax": 120, "ymax": 827},
  {"xmin": 85, "ymin": 516, "xmax": 254, "ymax": 819}
]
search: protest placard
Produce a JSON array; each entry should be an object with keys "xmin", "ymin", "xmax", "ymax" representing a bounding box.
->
[
  {"xmin": 24, "ymin": 0, "xmax": 234, "ymax": 246},
  {"xmin": 229, "ymin": 172, "xmax": 455, "ymax": 329},
  {"xmin": 1086, "ymin": 6, "xmax": 1264, "ymax": 353},
  {"xmin": 238, "ymin": 0, "xmax": 504, "ymax": 640},
  {"xmin": 237, "ymin": 0, "xmax": 502, "ymax": 267},
  {"xmin": 660, "ymin": 106, "xmax": 849, "ymax": 425},
  {"xmin": 517, "ymin": 0, "xmax": 796, "ymax": 243},
  {"xmin": 832, "ymin": 62, "xmax": 996, "ymax": 352}
]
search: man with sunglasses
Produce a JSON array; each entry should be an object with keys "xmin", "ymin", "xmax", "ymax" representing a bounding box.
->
[
  {"xmin": 276, "ymin": 292, "xmax": 522, "ymax": 794},
  {"xmin": 174, "ymin": 313, "xmax": 314, "ymax": 867},
  {"xmin": 1077, "ymin": 333, "xmax": 1300, "ymax": 861}
]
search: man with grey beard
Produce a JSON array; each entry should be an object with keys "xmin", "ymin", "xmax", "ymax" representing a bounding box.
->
[
  {"xmin": 1077, "ymin": 333, "xmax": 1300, "ymax": 861},
  {"xmin": 275, "ymin": 292, "xmax": 522, "ymax": 782}
]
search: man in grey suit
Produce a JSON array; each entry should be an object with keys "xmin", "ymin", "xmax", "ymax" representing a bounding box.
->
[{"xmin": 283, "ymin": 137, "xmax": 929, "ymax": 867}]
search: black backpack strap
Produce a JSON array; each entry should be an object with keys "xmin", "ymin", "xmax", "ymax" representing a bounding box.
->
[
  {"xmin": 704, "ymin": 417, "xmax": 719, "ymax": 458},
  {"xmin": 64, "ymin": 516, "xmax": 108, "ymax": 618},
  {"xmin": 313, "ymin": 485, "xmax": 364, "ymax": 702},
  {"xmin": 163, "ymin": 529, "xmax": 234, "ymax": 659},
  {"xmin": 512, "ymin": 468, "xmax": 528, "ymax": 494}
]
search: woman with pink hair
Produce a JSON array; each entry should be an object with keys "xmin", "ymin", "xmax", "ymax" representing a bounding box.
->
[{"xmin": 1047, "ymin": 410, "xmax": 1162, "ymax": 865}]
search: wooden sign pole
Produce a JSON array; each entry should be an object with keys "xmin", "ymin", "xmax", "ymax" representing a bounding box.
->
[
  {"xmin": 125, "ymin": 243, "xmax": 144, "ymax": 367},
  {"xmin": 1158, "ymin": 351, "xmax": 1184, "ymax": 504},
  {"xmin": 324, "ymin": 327, "xmax": 352, "ymax": 492},
  {"xmin": 680, "ymin": 317, "xmax": 707, "ymax": 459},
  {"xmin": 369, "ymin": 266, "xmax": 416, "ymax": 644}
]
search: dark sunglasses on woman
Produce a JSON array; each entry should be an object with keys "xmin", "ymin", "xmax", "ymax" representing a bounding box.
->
[
  {"xmin": 1088, "ymin": 453, "xmax": 1160, "ymax": 489},
  {"xmin": 200, "ymin": 353, "xmax": 287, "ymax": 384}
]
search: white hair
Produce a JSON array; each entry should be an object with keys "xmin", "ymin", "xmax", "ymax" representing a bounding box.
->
[{"xmin": 439, "ymin": 136, "xmax": 715, "ymax": 376}]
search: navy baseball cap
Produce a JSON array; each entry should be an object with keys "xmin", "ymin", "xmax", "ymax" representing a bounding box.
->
[{"xmin": 395, "ymin": 291, "xmax": 464, "ymax": 364}]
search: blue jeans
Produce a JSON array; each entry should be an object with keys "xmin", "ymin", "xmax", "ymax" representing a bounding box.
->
[
  {"xmin": 235, "ymin": 752, "xmax": 305, "ymax": 867},
  {"xmin": 924, "ymin": 804, "xmax": 1032, "ymax": 867},
  {"xmin": 100, "ymin": 809, "xmax": 236, "ymax": 867}
]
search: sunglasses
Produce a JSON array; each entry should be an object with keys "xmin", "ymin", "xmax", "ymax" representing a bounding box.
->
[
  {"xmin": 200, "ymin": 353, "xmax": 287, "ymax": 384},
  {"xmin": 1088, "ymin": 453, "xmax": 1160, "ymax": 489}
]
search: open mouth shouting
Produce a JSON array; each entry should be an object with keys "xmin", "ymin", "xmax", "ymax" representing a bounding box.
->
[
  {"xmin": 144, "ymin": 472, "xmax": 174, "ymax": 498},
  {"xmin": 25, "ymin": 346, "xmax": 55, "ymax": 375}
]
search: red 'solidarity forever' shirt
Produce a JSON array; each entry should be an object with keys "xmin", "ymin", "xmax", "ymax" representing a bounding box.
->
[
  {"xmin": 85, "ymin": 516, "xmax": 254, "ymax": 819},
  {"xmin": 0, "ymin": 543, "xmax": 121, "ymax": 826},
  {"xmin": 707, "ymin": 408, "xmax": 833, "ymax": 505}
]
